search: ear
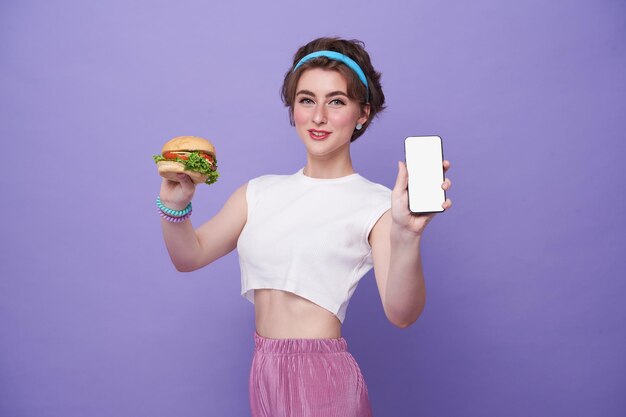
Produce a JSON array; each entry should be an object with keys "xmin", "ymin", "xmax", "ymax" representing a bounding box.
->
[{"xmin": 358, "ymin": 103, "xmax": 371, "ymax": 125}]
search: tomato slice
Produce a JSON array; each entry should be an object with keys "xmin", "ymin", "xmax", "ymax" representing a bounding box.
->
[
  {"xmin": 163, "ymin": 151, "xmax": 189, "ymax": 160},
  {"xmin": 162, "ymin": 151, "xmax": 213, "ymax": 163}
]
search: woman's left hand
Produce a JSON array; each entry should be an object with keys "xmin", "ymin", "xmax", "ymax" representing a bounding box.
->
[{"xmin": 391, "ymin": 160, "xmax": 453, "ymax": 236}]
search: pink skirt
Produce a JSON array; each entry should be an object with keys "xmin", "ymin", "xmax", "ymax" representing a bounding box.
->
[{"xmin": 249, "ymin": 331, "xmax": 374, "ymax": 417}]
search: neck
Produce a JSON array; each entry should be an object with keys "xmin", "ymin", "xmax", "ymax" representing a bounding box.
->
[{"xmin": 303, "ymin": 154, "xmax": 355, "ymax": 179}]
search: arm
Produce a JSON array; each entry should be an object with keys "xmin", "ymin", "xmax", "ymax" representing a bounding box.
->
[
  {"xmin": 159, "ymin": 174, "xmax": 247, "ymax": 272},
  {"xmin": 369, "ymin": 160, "xmax": 452, "ymax": 328}
]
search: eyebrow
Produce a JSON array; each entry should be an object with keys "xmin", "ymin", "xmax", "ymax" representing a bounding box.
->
[{"xmin": 296, "ymin": 89, "xmax": 349, "ymax": 98}]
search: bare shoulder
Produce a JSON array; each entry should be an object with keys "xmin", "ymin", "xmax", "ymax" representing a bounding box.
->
[
  {"xmin": 226, "ymin": 181, "xmax": 248, "ymax": 214},
  {"xmin": 202, "ymin": 181, "xmax": 247, "ymax": 231},
  {"xmin": 193, "ymin": 182, "xmax": 249, "ymax": 266}
]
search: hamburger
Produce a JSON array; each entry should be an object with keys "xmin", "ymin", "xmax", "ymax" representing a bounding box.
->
[{"xmin": 153, "ymin": 136, "xmax": 219, "ymax": 185}]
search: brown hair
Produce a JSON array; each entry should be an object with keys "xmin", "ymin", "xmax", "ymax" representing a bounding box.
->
[{"xmin": 281, "ymin": 37, "xmax": 386, "ymax": 142}]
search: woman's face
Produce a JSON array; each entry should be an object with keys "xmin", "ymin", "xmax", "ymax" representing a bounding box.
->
[{"xmin": 293, "ymin": 68, "xmax": 369, "ymax": 158}]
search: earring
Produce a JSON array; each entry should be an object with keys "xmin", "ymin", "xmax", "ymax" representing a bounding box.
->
[{"xmin": 356, "ymin": 123, "xmax": 363, "ymax": 130}]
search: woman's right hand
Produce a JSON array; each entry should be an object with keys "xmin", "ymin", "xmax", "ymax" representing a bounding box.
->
[{"xmin": 159, "ymin": 174, "xmax": 197, "ymax": 210}]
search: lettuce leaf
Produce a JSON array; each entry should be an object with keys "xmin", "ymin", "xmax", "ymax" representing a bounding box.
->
[{"xmin": 152, "ymin": 152, "xmax": 219, "ymax": 185}]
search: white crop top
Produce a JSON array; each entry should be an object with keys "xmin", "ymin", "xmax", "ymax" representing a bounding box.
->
[{"xmin": 237, "ymin": 168, "xmax": 391, "ymax": 323}]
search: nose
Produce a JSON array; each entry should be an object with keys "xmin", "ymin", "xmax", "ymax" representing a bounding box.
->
[{"xmin": 312, "ymin": 104, "xmax": 327, "ymax": 125}]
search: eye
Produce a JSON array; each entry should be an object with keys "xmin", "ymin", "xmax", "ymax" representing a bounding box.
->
[
  {"xmin": 298, "ymin": 97, "xmax": 315, "ymax": 105},
  {"xmin": 329, "ymin": 98, "xmax": 346, "ymax": 106}
]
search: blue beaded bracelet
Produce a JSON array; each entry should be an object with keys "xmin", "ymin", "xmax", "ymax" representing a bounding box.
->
[{"xmin": 156, "ymin": 196, "xmax": 192, "ymax": 217}]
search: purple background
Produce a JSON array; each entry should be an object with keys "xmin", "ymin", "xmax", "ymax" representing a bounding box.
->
[{"xmin": 1, "ymin": 0, "xmax": 625, "ymax": 416}]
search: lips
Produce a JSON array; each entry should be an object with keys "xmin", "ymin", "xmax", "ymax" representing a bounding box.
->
[{"xmin": 308, "ymin": 129, "xmax": 331, "ymax": 141}]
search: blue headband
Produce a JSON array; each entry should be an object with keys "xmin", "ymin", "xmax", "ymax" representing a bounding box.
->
[{"xmin": 292, "ymin": 50, "xmax": 370, "ymax": 100}]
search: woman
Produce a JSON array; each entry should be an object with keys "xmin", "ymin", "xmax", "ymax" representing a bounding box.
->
[{"xmin": 157, "ymin": 37, "xmax": 452, "ymax": 417}]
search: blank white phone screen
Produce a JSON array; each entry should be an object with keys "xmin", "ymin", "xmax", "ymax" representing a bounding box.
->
[{"xmin": 405, "ymin": 136, "xmax": 445, "ymax": 213}]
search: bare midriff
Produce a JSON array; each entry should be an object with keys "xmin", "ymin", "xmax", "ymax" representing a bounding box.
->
[{"xmin": 254, "ymin": 289, "xmax": 342, "ymax": 339}]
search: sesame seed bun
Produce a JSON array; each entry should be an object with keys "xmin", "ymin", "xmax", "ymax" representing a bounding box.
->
[{"xmin": 161, "ymin": 136, "xmax": 216, "ymax": 157}]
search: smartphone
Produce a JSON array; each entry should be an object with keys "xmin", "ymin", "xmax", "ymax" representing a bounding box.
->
[{"xmin": 404, "ymin": 136, "xmax": 446, "ymax": 214}]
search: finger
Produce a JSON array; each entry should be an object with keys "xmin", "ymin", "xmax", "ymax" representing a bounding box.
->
[
  {"xmin": 393, "ymin": 161, "xmax": 408, "ymax": 193},
  {"xmin": 442, "ymin": 198, "xmax": 452, "ymax": 210},
  {"xmin": 442, "ymin": 178, "xmax": 452, "ymax": 190},
  {"xmin": 177, "ymin": 173, "xmax": 191, "ymax": 183},
  {"xmin": 162, "ymin": 173, "xmax": 186, "ymax": 186},
  {"xmin": 176, "ymin": 173, "xmax": 196, "ymax": 191},
  {"xmin": 443, "ymin": 160, "xmax": 451, "ymax": 173},
  {"xmin": 424, "ymin": 212, "xmax": 437, "ymax": 223},
  {"xmin": 161, "ymin": 177, "xmax": 180, "ymax": 192}
]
